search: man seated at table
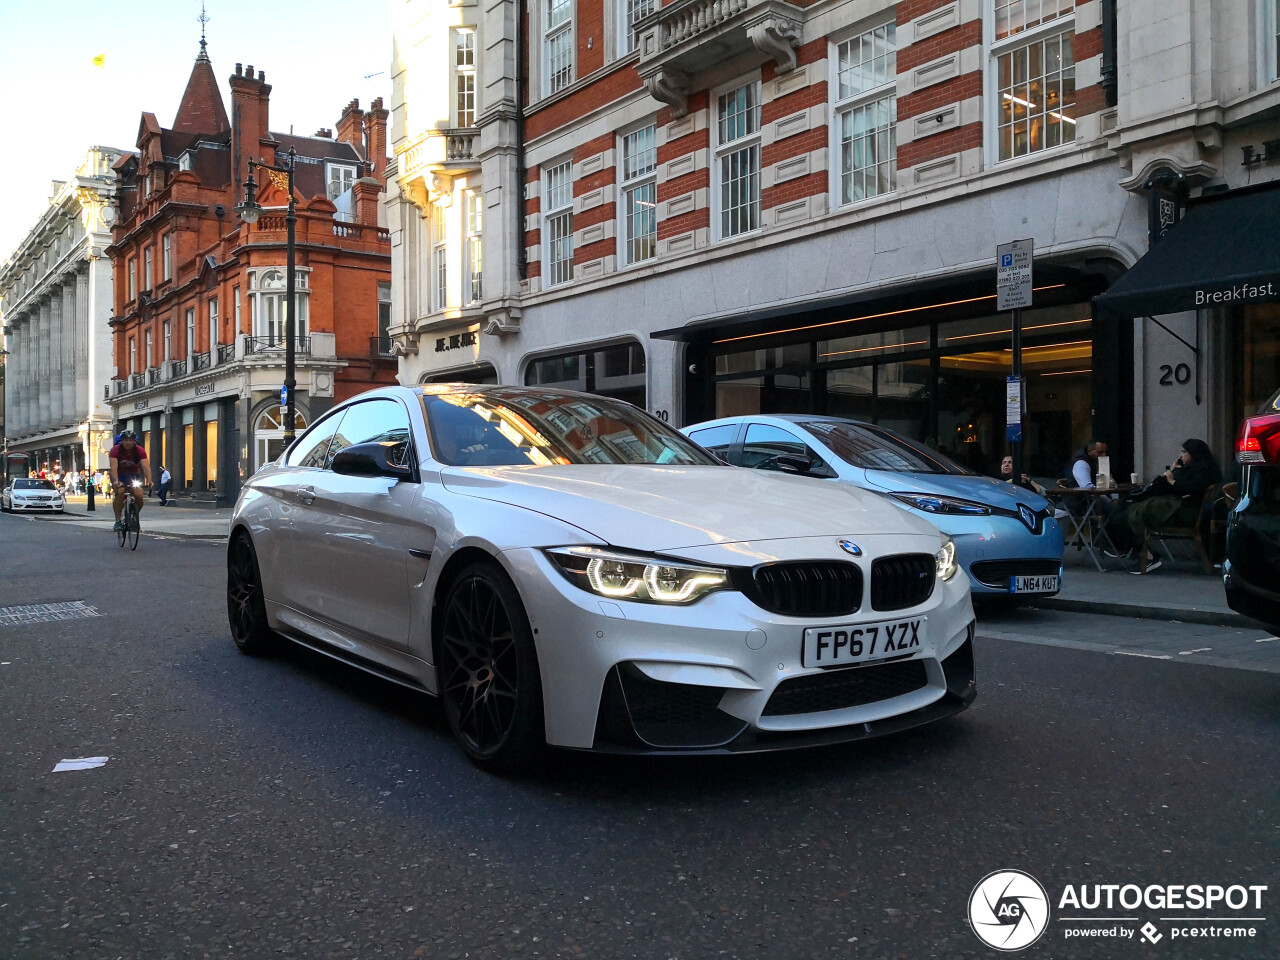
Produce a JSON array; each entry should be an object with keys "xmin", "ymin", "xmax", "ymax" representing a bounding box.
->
[{"xmin": 1064, "ymin": 440, "xmax": 1107, "ymax": 489}]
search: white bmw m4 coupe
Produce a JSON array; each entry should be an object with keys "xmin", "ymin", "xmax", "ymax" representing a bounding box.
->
[{"xmin": 227, "ymin": 384, "xmax": 977, "ymax": 770}]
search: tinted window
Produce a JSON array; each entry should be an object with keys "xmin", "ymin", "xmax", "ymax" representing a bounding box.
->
[
  {"xmin": 327, "ymin": 399, "xmax": 413, "ymax": 468},
  {"xmin": 800, "ymin": 420, "xmax": 972, "ymax": 475},
  {"xmin": 285, "ymin": 413, "xmax": 343, "ymax": 469},
  {"xmin": 741, "ymin": 423, "xmax": 834, "ymax": 476},
  {"xmin": 423, "ymin": 388, "xmax": 717, "ymax": 467},
  {"xmin": 686, "ymin": 423, "xmax": 738, "ymax": 458},
  {"xmin": 15, "ymin": 479, "xmax": 55, "ymax": 490}
]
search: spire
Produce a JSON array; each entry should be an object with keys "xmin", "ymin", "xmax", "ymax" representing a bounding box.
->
[{"xmin": 173, "ymin": 28, "xmax": 229, "ymax": 135}]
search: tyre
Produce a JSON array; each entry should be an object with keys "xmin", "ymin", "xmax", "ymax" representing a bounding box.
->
[
  {"xmin": 437, "ymin": 561, "xmax": 545, "ymax": 773},
  {"xmin": 227, "ymin": 532, "xmax": 277, "ymax": 656},
  {"xmin": 128, "ymin": 514, "xmax": 140, "ymax": 550}
]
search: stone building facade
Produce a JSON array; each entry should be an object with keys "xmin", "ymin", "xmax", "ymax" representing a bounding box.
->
[
  {"xmin": 107, "ymin": 43, "xmax": 395, "ymax": 504},
  {"xmin": 0, "ymin": 148, "xmax": 122, "ymax": 479},
  {"xmin": 386, "ymin": 0, "xmax": 1280, "ymax": 479}
]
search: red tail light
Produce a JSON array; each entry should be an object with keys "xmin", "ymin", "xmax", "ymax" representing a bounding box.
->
[{"xmin": 1238, "ymin": 413, "xmax": 1280, "ymax": 464}]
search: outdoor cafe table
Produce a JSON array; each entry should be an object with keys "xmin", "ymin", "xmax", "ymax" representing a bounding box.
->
[{"xmin": 1045, "ymin": 483, "xmax": 1138, "ymax": 572}]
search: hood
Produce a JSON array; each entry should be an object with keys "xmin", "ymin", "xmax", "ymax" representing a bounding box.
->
[
  {"xmin": 440, "ymin": 465, "xmax": 938, "ymax": 551},
  {"xmin": 862, "ymin": 470, "xmax": 1050, "ymax": 512}
]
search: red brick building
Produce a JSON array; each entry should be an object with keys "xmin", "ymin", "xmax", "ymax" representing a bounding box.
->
[{"xmin": 107, "ymin": 41, "xmax": 394, "ymax": 504}]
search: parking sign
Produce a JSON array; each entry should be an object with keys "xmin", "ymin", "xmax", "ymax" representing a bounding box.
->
[{"xmin": 997, "ymin": 239, "xmax": 1033, "ymax": 310}]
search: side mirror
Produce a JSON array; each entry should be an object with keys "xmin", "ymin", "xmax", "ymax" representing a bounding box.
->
[{"xmin": 331, "ymin": 441, "xmax": 414, "ymax": 481}]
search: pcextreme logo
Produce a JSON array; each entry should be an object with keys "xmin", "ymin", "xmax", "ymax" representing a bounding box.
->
[{"xmin": 967, "ymin": 872, "xmax": 1268, "ymax": 950}]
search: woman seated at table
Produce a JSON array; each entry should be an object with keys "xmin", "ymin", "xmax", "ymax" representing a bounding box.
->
[
  {"xmin": 1104, "ymin": 438, "xmax": 1221, "ymax": 573},
  {"xmin": 997, "ymin": 455, "xmax": 1046, "ymax": 494}
]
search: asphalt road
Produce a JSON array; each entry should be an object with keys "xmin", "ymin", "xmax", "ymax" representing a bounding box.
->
[{"xmin": 1, "ymin": 515, "xmax": 1278, "ymax": 960}]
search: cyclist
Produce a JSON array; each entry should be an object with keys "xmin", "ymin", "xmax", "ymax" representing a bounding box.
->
[{"xmin": 109, "ymin": 430, "xmax": 153, "ymax": 533}]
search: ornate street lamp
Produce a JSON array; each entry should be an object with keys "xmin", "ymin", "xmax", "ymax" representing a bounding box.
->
[{"xmin": 236, "ymin": 147, "xmax": 299, "ymax": 444}]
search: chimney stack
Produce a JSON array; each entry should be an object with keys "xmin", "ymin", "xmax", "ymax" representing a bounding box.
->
[
  {"xmin": 363, "ymin": 97, "xmax": 389, "ymax": 181},
  {"xmin": 229, "ymin": 64, "xmax": 273, "ymax": 193}
]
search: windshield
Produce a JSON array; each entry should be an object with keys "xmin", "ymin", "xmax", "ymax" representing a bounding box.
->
[
  {"xmin": 799, "ymin": 420, "xmax": 974, "ymax": 475},
  {"xmin": 14, "ymin": 479, "xmax": 55, "ymax": 490},
  {"xmin": 422, "ymin": 388, "xmax": 720, "ymax": 467}
]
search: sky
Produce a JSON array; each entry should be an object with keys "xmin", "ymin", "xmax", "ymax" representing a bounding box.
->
[{"xmin": 0, "ymin": 0, "xmax": 393, "ymax": 264}]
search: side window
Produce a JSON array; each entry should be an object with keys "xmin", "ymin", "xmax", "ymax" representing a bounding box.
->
[
  {"xmin": 687, "ymin": 423, "xmax": 739, "ymax": 460},
  {"xmin": 326, "ymin": 399, "xmax": 414, "ymax": 469},
  {"xmin": 742, "ymin": 423, "xmax": 834, "ymax": 476},
  {"xmin": 285, "ymin": 413, "xmax": 343, "ymax": 469}
]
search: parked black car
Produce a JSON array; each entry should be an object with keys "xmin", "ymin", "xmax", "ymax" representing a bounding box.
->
[{"xmin": 1224, "ymin": 387, "xmax": 1280, "ymax": 631}]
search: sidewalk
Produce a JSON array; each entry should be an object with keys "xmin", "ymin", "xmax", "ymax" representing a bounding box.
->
[
  {"xmin": 45, "ymin": 495, "xmax": 232, "ymax": 540},
  {"xmin": 1031, "ymin": 546, "xmax": 1250, "ymax": 628}
]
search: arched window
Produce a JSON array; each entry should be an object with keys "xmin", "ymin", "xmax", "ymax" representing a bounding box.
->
[
  {"xmin": 248, "ymin": 268, "xmax": 309, "ymax": 344},
  {"xmin": 253, "ymin": 405, "xmax": 308, "ymax": 471}
]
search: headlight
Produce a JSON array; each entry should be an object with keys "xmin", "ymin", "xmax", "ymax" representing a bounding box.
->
[
  {"xmin": 546, "ymin": 547, "xmax": 729, "ymax": 604},
  {"xmin": 890, "ymin": 493, "xmax": 991, "ymax": 516},
  {"xmin": 935, "ymin": 538, "xmax": 958, "ymax": 581}
]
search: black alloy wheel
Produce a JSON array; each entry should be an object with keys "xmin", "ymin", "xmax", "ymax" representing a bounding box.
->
[
  {"xmin": 227, "ymin": 532, "xmax": 277, "ymax": 656},
  {"xmin": 438, "ymin": 562, "xmax": 544, "ymax": 772}
]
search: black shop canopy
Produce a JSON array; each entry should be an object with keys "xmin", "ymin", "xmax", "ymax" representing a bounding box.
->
[{"xmin": 1094, "ymin": 184, "xmax": 1280, "ymax": 318}]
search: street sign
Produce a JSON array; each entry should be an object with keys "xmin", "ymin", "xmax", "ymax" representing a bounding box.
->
[
  {"xmin": 280, "ymin": 385, "xmax": 288, "ymax": 408},
  {"xmin": 1006, "ymin": 375, "xmax": 1023, "ymax": 443},
  {"xmin": 997, "ymin": 239, "xmax": 1033, "ymax": 311}
]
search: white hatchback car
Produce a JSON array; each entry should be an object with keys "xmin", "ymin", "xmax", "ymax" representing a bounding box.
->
[
  {"xmin": 228, "ymin": 385, "xmax": 977, "ymax": 770},
  {"xmin": 2, "ymin": 478, "xmax": 65, "ymax": 514}
]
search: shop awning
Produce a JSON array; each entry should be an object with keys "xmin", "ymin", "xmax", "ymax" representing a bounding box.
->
[{"xmin": 1094, "ymin": 185, "xmax": 1280, "ymax": 318}]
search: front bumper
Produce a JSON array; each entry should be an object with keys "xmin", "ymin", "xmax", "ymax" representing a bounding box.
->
[
  {"xmin": 502, "ymin": 546, "xmax": 976, "ymax": 752},
  {"xmin": 940, "ymin": 515, "xmax": 1064, "ymax": 595},
  {"xmin": 9, "ymin": 500, "xmax": 64, "ymax": 512}
]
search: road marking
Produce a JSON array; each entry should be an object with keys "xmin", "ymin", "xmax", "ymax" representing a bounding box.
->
[
  {"xmin": 0, "ymin": 601, "xmax": 102, "ymax": 627},
  {"xmin": 1258, "ymin": 637, "xmax": 1279, "ymax": 643},
  {"xmin": 1113, "ymin": 651, "xmax": 1173, "ymax": 660},
  {"xmin": 1178, "ymin": 647, "xmax": 1213, "ymax": 655}
]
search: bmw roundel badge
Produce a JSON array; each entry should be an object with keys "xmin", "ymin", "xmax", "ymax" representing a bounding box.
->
[{"xmin": 838, "ymin": 539, "xmax": 863, "ymax": 557}]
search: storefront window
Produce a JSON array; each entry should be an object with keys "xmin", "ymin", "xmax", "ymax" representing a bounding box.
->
[
  {"xmin": 1236, "ymin": 303, "xmax": 1280, "ymax": 423},
  {"xmin": 205, "ymin": 419, "xmax": 218, "ymax": 491},
  {"xmin": 525, "ymin": 342, "xmax": 646, "ymax": 407}
]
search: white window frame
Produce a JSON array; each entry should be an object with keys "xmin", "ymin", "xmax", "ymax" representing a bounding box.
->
[
  {"xmin": 144, "ymin": 248, "xmax": 153, "ymax": 291},
  {"xmin": 146, "ymin": 330, "xmax": 154, "ymax": 369},
  {"xmin": 186, "ymin": 307, "xmax": 196, "ymax": 359},
  {"xmin": 1259, "ymin": 0, "xmax": 1280, "ymax": 85},
  {"xmin": 127, "ymin": 257, "xmax": 136, "ymax": 300},
  {"xmin": 455, "ymin": 28, "xmax": 477, "ymax": 127},
  {"xmin": 162, "ymin": 232, "xmax": 171, "ymax": 280},
  {"xmin": 713, "ymin": 79, "xmax": 762, "ymax": 242},
  {"xmin": 464, "ymin": 189, "xmax": 483, "ymax": 303},
  {"xmin": 986, "ymin": 1, "xmax": 1077, "ymax": 167},
  {"xmin": 209, "ymin": 297, "xmax": 219, "ymax": 352},
  {"xmin": 830, "ymin": 22, "xmax": 897, "ymax": 207},
  {"xmin": 326, "ymin": 162, "xmax": 358, "ymax": 201},
  {"xmin": 233, "ymin": 285, "xmax": 241, "ymax": 335},
  {"xmin": 248, "ymin": 268, "xmax": 310, "ymax": 342},
  {"xmin": 618, "ymin": 0, "xmax": 655, "ymax": 56},
  {"xmin": 544, "ymin": 0, "xmax": 575, "ymax": 96},
  {"xmin": 128, "ymin": 335, "xmax": 136, "ymax": 374},
  {"xmin": 433, "ymin": 208, "xmax": 448, "ymax": 312},
  {"xmin": 163, "ymin": 319, "xmax": 172, "ymax": 360},
  {"xmin": 618, "ymin": 123, "xmax": 657, "ymax": 266},
  {"xmin": 543, "ymin": 159, "xmax": 574, "ymax": 286}
]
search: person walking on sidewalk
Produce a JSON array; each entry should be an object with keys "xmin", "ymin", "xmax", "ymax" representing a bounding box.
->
[
  {"xmin": 157, "ymin": 466, "xmax": 172, "ymax": 506},
  {"xmin": 109, "ymin": 430, "xmax": 152, "ymax": 533}
]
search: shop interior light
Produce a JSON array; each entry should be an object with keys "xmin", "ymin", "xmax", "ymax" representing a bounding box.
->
[{"xmin": 1003, "ymin": 93, "xmax": 1037, "ymax": 108}]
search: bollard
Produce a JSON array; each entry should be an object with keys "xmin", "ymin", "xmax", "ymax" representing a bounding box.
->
[{"xmin": 86, "ymin": 481, "xmax": 96, "ymax": 512}]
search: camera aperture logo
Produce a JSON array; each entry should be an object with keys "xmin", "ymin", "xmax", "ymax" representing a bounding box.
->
[{"xmin": 969, "ymin": 870, "xmax": 1050, "ymax": 951}]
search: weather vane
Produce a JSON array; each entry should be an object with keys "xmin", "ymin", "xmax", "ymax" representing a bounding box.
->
[{"xmin": 198, "ymin": 0, "xmax": 210, "ymax": 53}]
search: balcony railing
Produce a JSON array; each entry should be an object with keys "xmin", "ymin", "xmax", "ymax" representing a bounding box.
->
[
  {"xmin": 635, "ymin": 0, "xmax": 802, "ymax": 117},
  {"xmin": 130, "ymin": 373, "xmax": 145, "ymax": 390},
  {"xmin": 148, "ymin": 367, "xmax": 161, "ymax": 384},
  {"xmin": 397, "ymin": 127, "xmax": 481, "ymax": 184},
  {"xmin": 217, "ymin": 343, "xmax": 235, "ymax": 363},
  {"xmin": 333, "ymin": 223, "xmax": 391, "ymax": 242},
  {"xmin": 171, "ymin": 359, "xmax": 188, "ymax": 377},
  {"xmin": 194, "ymin": 352, "xmax": 211, "ymax": 371},
  {"xmin": 244, "ymin": 335, "xmax": 311, "ymax": 356},
  {"xmin": 370, "ymin": 334, "xmax": 395, "ymax": 358}
]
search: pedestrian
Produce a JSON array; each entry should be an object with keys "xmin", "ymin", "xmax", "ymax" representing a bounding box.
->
[
  {"xmin": 998, "ymin": 455, "xmax": 1045, "ymax": 495},
  {"xmin": 157, "ymin": 466, "xmax": 172, "ymax": 506},
  {"xmin": 1105, "ymin": 438, "xmax": 1222, "ymax": 573}
]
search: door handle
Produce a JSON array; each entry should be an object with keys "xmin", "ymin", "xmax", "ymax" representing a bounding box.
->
[{"xmin": 297, "ymin": 485, "xmax": 315, "ymax": 505}]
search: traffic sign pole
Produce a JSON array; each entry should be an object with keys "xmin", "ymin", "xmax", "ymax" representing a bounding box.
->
[{"xmin": 997, "ymin": 240, "xmax": 1033, "ymax": 485}]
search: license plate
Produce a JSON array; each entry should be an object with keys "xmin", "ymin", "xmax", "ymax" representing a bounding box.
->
[
  {"xmin": 1010, "ymin": 574, "xmax": 1059, "ymax": 593},
  {"xmin": 802, "ymin": 617, "xmax": 926, "ymax": 669}
]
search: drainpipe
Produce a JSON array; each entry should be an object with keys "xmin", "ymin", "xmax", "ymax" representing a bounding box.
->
[{"xmin": 516, "ymin": 0, "xmax": 528, "ymax": 281}]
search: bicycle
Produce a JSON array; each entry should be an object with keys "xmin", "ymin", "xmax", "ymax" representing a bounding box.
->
[{"xmin": 117, "ymin": 481, "xmax": 142, "ymax": 551}]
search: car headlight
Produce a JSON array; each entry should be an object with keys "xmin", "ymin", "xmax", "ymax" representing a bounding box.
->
[
  {"xmin": 890, "ymin": 493, "xmax": 991, "ymax": 516},
  {"xmin": 935, "ymin": 538, "xmax": 958, "ymax": 581},
  {"xmin": 546, "ymin": 547, "xmax": 729, "ymax": 604}
]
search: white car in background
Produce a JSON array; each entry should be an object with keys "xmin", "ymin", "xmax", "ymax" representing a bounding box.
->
[
  {"xmin": 2, "ymin": 478, "xmax": 65, "ymax": 514},
  {"xmin": 227, "ymin": 385, "xmax": 977, "ymax": 771}
]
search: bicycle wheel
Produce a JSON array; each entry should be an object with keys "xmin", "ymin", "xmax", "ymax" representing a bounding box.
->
[
  {"xmin": 117, "ymin": 506, "xmax": 128, "ymax": 548},
  {"xmin": 128, "ymin": 510, "xmax": 140, "ymax": 550}
]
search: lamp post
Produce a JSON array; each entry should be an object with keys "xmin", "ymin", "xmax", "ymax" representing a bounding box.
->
[{"xmin": 235, "ymin": 147, "xmax": 298, "ymax": 444}]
